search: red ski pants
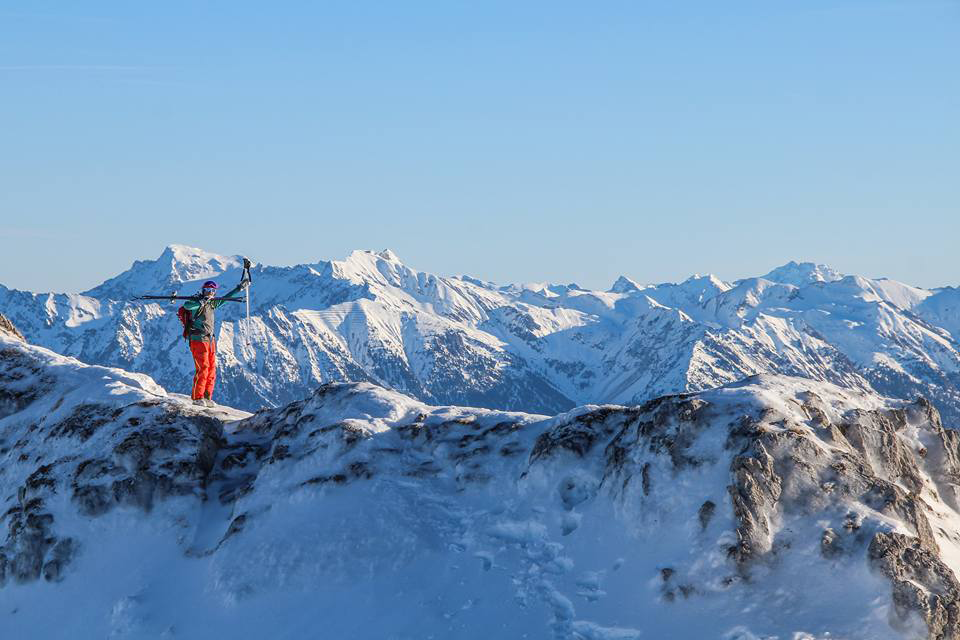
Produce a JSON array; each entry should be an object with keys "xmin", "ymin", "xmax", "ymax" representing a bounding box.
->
[{"xmin": 190, "ymin": 339, "xmax": 217, "ymax": 400}]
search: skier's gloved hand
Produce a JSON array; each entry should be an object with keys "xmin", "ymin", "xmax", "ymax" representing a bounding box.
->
[{"xmin": 239, "ymin": 280, "xmax": 250, "ymax": 290}]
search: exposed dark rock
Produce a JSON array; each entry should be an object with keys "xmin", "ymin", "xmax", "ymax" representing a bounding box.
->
[
  {"xmin": 302, "ymin": 473, "xmax": 347, "ymax": 486},
  {"xmin": 869, "ymin": 532, "xmax": 960, "ymax": 639},
  {"xmin": 42, "ymin": 537, "xmax": 77, "ymax": 582},
  {"xmin": 820, "ymin": 528, "xmax": 842, "ymax": 558},
  {"xmin": 698, "ymin": 500, "xmax": 716, "ymax": 531},
  {"xmin": 531, "ymin": 425, "xmax": 596, "ymax": 460},
  {"xmin": 218, "ymin": 514, "xmax": 247, "ymax": 547},
  {"xmin": 532, "ymin": 407, "xmax": 634, "ymax": 461},
  {"xmin": 72, "ymin": 484, "xmax": 113, "ymax": 517},
  {"xmin": 25, "ymin": 464, "xmax": 56, "ymax": 491},
  {"xmin": 727, "ymin": 445, "xmax": 782, "ymax": 565},
  {"xmin": 0, "ymin": 348, "xmax": 51, "ymax": 419},
  {"xmin": 4, "ymin": 500, "xmax": 56, "ymax": 583},
  {"xmin": 0, "ymin": 314, "xmax": 25, "ymax": 342},
  {"xmin": 843, "ymin": 511, "xmax": 863, "ymax": 532},
  {"xmin": 47, "ymin": 404, "xmax": 121, "ymax": 441}
]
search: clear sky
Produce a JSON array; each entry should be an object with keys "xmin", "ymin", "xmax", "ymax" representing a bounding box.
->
[{"xmin": 1, "ymin": 1, "xmax": 957, "ymax": 293}]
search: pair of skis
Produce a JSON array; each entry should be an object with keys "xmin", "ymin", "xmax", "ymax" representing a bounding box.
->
[{"xmin": 133, "ymin": 295, "xmax": 245, "ymax": 303}]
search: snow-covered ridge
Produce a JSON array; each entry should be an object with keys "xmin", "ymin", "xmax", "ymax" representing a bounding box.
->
[
  {"xmin": 2, "ymin": 246, "xmax": 960, "ymax": 426},
  {"xmin": 0, "ymin": 334, "xmax": 248, "ymax": 587},
  {"xmin": 2, "ymin": 336, "xmax": 959, "ymax": 638}
]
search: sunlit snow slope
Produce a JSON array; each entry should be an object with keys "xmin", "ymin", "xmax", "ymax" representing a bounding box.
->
[{"xmin": 2, "ymin": 329, "xmax": 959, "ymax": 639}]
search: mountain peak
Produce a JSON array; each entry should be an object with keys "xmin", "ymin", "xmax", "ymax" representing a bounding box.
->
[
  {"xmin": 682, "ymin": 273, "xmax": 729, "ymax": 289},
  {"xmin": 159, "ymin": 244, "xmax": 239, "ymax": 267},
  {"xmin": 82, "ymin": 246, "xmax": 243, "ymax": 299},
  {"xmin": 163, "ymin": 243, "xmax": 204, "ymax": 257},
  {"xmin": 610, "ymin": 275, "xmax": 644, "ymax": 294},
  {"xmin": 377, "ymin": 249, "xmax": 401, "ymax": 262},
  {"xmin": 343, "ymin": 249, "xmax": 404, "ymax": 265},
  {"xmin": 761, "ymin": 261, "xmax": 843, "ymax": 286}
]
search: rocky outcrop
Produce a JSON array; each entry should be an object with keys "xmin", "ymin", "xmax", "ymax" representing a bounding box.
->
[
  {"xmin": 1, "ymin": 398, "xmax": 226, "ymax": 585},
  {"xmin": 0, "ymin": 333, "xmax": 232, "ymax": 589},
  {"xmin": 727, "ymin": 443, "xmax": 782, "ymax": 565},
  {"xmin": 70, "ymin": 402, "xmax": 224, "ymax": 515},
  {"xmin": 870, "ymin": 532, "xmax": 960, "ymax": 639},
  {"xmin": 524, "ymin": 375, "xmax": 960, "ymax": 637},
  {"xmin": 0, "ymin": 314, "xmax": 24, "ymax": 342}
]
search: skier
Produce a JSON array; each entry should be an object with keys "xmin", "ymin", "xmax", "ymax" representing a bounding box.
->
[{"xmin": 181, "ymin": 277, "xmax": 249, "ymax": 406}]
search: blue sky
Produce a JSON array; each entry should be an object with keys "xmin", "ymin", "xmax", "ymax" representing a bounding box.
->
[{"xmin": 1, "ymin": 1, "xmax": 957, "ymax": 292}]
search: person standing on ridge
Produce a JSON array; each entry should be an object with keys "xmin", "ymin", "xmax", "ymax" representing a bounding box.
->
[{"xmin": 181, "ymin": 275, "xmax": 249, "ymax": 407}]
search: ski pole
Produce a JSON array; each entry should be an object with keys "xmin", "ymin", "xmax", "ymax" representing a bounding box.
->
[{"xmin": 242, "ymin": 257, "xmax": 252, "ymax": 346}]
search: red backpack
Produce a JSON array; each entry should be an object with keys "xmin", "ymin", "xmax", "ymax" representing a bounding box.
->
[{"xmin": 177, "ymin": 306, "xmax": 192, "ymax": 340}]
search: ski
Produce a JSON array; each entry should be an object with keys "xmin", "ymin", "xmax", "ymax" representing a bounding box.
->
[{"xmin": 132, "ymin": 295, "xmax": 246, "ymax": 302}]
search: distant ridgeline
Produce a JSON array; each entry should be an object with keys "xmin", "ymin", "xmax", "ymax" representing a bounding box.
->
[{"xmin": 2, "ymin": 246, "xmax": 960, "ymax": 424}]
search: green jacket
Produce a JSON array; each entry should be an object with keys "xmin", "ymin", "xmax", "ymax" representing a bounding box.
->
[{"xmin": 182, "ymin": 283, "xmax": 245, "ymax": 342}]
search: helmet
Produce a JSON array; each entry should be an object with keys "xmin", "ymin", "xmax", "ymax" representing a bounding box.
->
[
  {"xmin": 202, "ymin": 281, "xmax": 219, "ymax": 290},
  {"xmin": 201, "ymin": 281, "xmax": 218, "ymax": 296}
]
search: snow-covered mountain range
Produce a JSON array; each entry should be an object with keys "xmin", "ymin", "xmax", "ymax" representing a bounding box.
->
[
  {"xmin": 2, "ymin": 324, "xmax": 958, "ymax": 639},
  {"xmin": 3, "ymin": 246, "xmax": 960, "ymax": 425}
]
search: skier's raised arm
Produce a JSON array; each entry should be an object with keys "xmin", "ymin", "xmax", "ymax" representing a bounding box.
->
[
  {"xmin": 211, "ymin": 259, "xmax": 251, "ymax": 310},
  {"xmin": 211, "ymin": 281, "xmax": 246, "ymax": 309}
]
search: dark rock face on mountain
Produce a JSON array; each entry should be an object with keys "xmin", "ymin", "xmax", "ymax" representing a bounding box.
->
[
  {"xmin": 4, "ymin": 247, "xmax": 960, "ymax": 425},
  {"xmin": 0, "ymin": 314, "xmax": 24, "ymax": 342},
  {"xmin": 2, "ymin": 332, "xmax": 959, "ymax": 638},
  {"xmin": 0, "ymin": 334, "xmax": 237, "ymax": 591},
  {"xmin": 870, "ymin": 532, "xmax": 960, "ymax": 639}
]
